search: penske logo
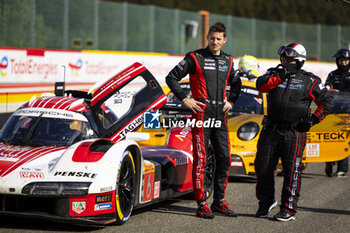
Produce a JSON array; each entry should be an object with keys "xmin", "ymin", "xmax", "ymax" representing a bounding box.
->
[{"xmin": 54, "ymin": 171, "xmax": 97, "ymax": 179}]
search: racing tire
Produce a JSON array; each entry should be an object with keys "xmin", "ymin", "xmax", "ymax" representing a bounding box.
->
[{"xmin": 115, "ymin": 150, "xmax": 136, "ymax": 225}]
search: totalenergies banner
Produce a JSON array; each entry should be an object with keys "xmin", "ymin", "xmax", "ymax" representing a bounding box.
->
[
  {"xmin": 0, "ymin": 47, "xmax": 336, "ymax": 85},
  {"xmin": 0, "ymin": 48, "xmax": 181, "ymax": 85}
]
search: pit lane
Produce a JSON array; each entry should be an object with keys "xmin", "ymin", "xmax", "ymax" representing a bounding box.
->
[{"xmin": 0, "ymin": 162, "xmax": 349, "ymax": 233}]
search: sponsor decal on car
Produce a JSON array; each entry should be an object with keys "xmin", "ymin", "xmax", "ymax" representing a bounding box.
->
[
  {"xmin": 94, "ymin": 202, "xmax": 112, "ymax": 211},
  {"xmin": 154, "ymin": 181, "xmax": 160, "ymax": 199},
  {"xmin": 174, "ymin": 127, "xmax": 191, "ymax": 142},
  {"xmin": 100, "ymin": 186, "xmax": 113, "ymax": 193},
  {"xmin": 142, "ymin": 163, "xmax": 155, "ymax": 202},
  {"xmin": 96, "ymin": 194, "xmax": 112, "ymax": 203},
  {"xmin": 118, "ymin": 115, "xmax": 144, "ymax": 138},
  {"xmin": 0, "ymin": 157, "xmax": 19, "ymax": 162},
  {"xmin": 307, "ymin": 132, "xmax": 350, "ymax": 143},
  {"xmin": 175, "ymin": 156, "xmax": 188, "ymax": 166},
  {"xmin": 19, "ymin": 171, "xmax": 45, "ymax": 179},
  {"xmin": 15, "ymin": 109, "xmax": 75, "ymax": 119},
  {"xmin": 306, "ymin": 143, "xmax": 320, "ymax": 157},
  {"xmin": 54, "ymin": 171, "xmax": 97, "ymax": 179},
  {"xmin": 113, "ymin": 91, "xmax": 137, "ymax": 104},
  {"xmin": 72, "ymin": 201, "xmax": 86, "ymax": 214},
  {"xmin": 230, "ymin": 161, "xmax": 243, "ymax": 167}
]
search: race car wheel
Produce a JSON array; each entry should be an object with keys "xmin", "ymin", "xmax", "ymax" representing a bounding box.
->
[
  {"xmin": 115, "ymin": 150, "xmax": 136, "ymax": 225},
  {"xmin": 203, "ymin": 144, "xmax": 215, "ymax": 198}
]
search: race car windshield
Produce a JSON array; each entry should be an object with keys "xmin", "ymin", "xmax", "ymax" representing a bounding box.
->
[
  {"xmin": 0, "ymin": 115, "xmax": 97, "ymax": 147},
  {"xmin": 230, "ymin": 87, "xmax": 263, "ymax": 115},
  {"xmin": 330, "ymin": 92, "xmax": 350, "ymax": 114}
]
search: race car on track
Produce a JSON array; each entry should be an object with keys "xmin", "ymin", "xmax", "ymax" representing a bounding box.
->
[
  {"xmin": 0, "ymin": 62, "xmax": 214, "ymax": 225},
  {"xmin": 143, "ymin": 81, "xmax": 350, "ymax": 177}
]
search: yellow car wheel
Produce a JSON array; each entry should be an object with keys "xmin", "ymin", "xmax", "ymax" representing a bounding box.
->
[{"xmin": 115, "ymin": 150, "xmax": 136, "ymax": 225}]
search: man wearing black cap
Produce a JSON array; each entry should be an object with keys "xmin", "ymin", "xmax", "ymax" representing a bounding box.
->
[{"xmin": 324, "ymin": 48, "xmax": 350, "ymax": 177}]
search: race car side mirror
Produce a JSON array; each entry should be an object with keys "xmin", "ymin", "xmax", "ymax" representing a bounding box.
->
[{"xmin": 55, "ymin": 82, "xmax": 66, "ymax": 96}]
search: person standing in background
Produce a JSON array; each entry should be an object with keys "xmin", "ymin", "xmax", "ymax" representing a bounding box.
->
[{"xmin": 324, "ymin": 48, "xmax": 350, "ymax": 177}]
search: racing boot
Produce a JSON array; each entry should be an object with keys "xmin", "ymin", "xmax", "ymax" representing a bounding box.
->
[
  {"xmin": 196, "ymin": 202, "xmax": 214, "ymax": 219},
  {"xmin": 256, "ymin": 200, "xmax": 278, "ymax": 218},
  {"xmin": 211, "ymin": 200, "xmax": 238, "ymax": 217},
  {"xmin": 273, "ymin": 210, "xmax": 295, "ymax": 222}
]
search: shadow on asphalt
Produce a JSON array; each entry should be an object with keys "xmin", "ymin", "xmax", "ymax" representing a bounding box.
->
[
  {"xmin": 133, "ymin": 199, "xmax": 195, "ymax": 217},
  {"xmin": 0, "ymin": 216, "xmax": 102, "ymax": 232},
  {"xmin": 134, "ymin": 199, "xmax": 259, "ymax": 219},
  {"xmin": 229, "ymin": 176, "xmax": 257, "ymax": 183},
  {"xmin": 298, "ymin": 206, "xmax": 350, "ymax": 215},
  {"xmin": 302, "ymin": 173, "xmax": 331, "ymax": 178}
]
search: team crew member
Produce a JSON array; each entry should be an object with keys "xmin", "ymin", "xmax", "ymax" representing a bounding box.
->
[
  {"xmin": 255, "ymin": 43, "xmax": 333, "ymax": 221},
  {"xmin": 324, "ymin": 48, "xmax": 350, "ymax": 177},
  {"xmin": 166, "ymin": 22, "xmax": 241, "ymax": 219}
]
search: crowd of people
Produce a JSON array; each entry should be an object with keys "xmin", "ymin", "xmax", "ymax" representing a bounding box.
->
[{"xmin": 165, "ymin": 21, "xmax": 349, "ymax": 222}]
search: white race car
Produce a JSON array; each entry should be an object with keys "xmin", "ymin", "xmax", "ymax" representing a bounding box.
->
[{"xmin": 0, "ymin": 63, "xmax": 210, "ymax": 225}]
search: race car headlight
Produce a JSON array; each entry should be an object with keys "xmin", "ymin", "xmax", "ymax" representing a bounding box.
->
[
  {"xmin": 22, "ymin": 182, "xmax": 91, "ymax": 196},
  {"xmin": 237, "ymin": 122, "xmax": 260, "ymax": 141}
]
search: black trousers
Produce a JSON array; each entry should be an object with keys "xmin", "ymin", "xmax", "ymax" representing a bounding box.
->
[
  {"xmin": 255, "ymin": 128, "xmax": 307, "ymax": 214},
  {"xmin": 326, "ymin": 157, "xmax": 349, "ymax": 173},
  {"xmin": 192, "ymin": 103, "xmax": 231, "ymax": 203}
]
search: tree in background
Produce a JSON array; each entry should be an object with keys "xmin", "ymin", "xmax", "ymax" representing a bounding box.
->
[{"xmin": 103, "ymin": 0, "xmax": 350, "ymax": 26}]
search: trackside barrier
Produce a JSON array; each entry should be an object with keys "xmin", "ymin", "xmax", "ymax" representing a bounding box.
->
[{"xmin": 0, "ymin": 48, "xmax": 335, "ymax": 85}]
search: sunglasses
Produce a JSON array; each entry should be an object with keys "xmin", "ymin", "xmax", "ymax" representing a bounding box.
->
[{"xmin": 278, "ymin": 46, "xmax": 306, "ymax": 58}]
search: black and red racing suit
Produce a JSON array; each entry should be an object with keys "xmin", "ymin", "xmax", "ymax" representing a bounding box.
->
[
  {"xmin": 255, "ymin": 66, "xmax": 333, "ymax": 215},
  {"xmin": 166, "ymin": 47, "xmax": 241, "ymax": 203}
]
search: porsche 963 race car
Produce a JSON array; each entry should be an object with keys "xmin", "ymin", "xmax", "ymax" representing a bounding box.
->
[{"xmin": 0, "ymin": 63, "xmax": 211, "ymax": 225}]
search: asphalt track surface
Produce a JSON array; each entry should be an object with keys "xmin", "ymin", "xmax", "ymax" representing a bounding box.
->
[{"xmin": 0, "ymin": 163, "xmax": 349, "ymax": 233}]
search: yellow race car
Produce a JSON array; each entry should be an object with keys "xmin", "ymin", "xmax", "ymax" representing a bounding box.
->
[{"xmin": 138, "ymin": 81, "xmax": 350, "ymax": 177}]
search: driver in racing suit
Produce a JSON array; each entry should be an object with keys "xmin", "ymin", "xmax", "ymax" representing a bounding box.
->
[
  {"xmin": 255, "ymin": 43, "xmax": 333, "ymax": 221},
  {"xmin": 166, "ymin": 22, "xmax": 241, "ymax": 219},
  {"xmin": 324, "ymin": 48, "xmax": 350, "ymax": 177}
]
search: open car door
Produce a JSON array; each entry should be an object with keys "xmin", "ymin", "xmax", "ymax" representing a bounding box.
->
[
  {"xmin": 303, "ymin": 92, "xmax": 350, "ymax": 163},
  {"xmin": 89, "ymin": 62, "xmax": 166, "ymax": 142}
]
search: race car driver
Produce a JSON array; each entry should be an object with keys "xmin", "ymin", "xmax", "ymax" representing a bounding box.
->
[
  {"xmin": 324, "ymin": 48, "xmax": 350, "ymax": 177},
  {"xmin": 165, "ymin": 22, "xmax": 241, "ymax": 219},
  {"xmin": 255, "ymin": 43, "xmax": 333, "ymax": 221}
]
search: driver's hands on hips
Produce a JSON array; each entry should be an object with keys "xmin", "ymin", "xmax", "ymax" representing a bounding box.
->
[
  {"xmin": 183, "ymin": 98, "xmax": 205, "ymax": 113},
  {"xmin": 223, "ymin": 101, "xmax": 234, "ymax": 113}
]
